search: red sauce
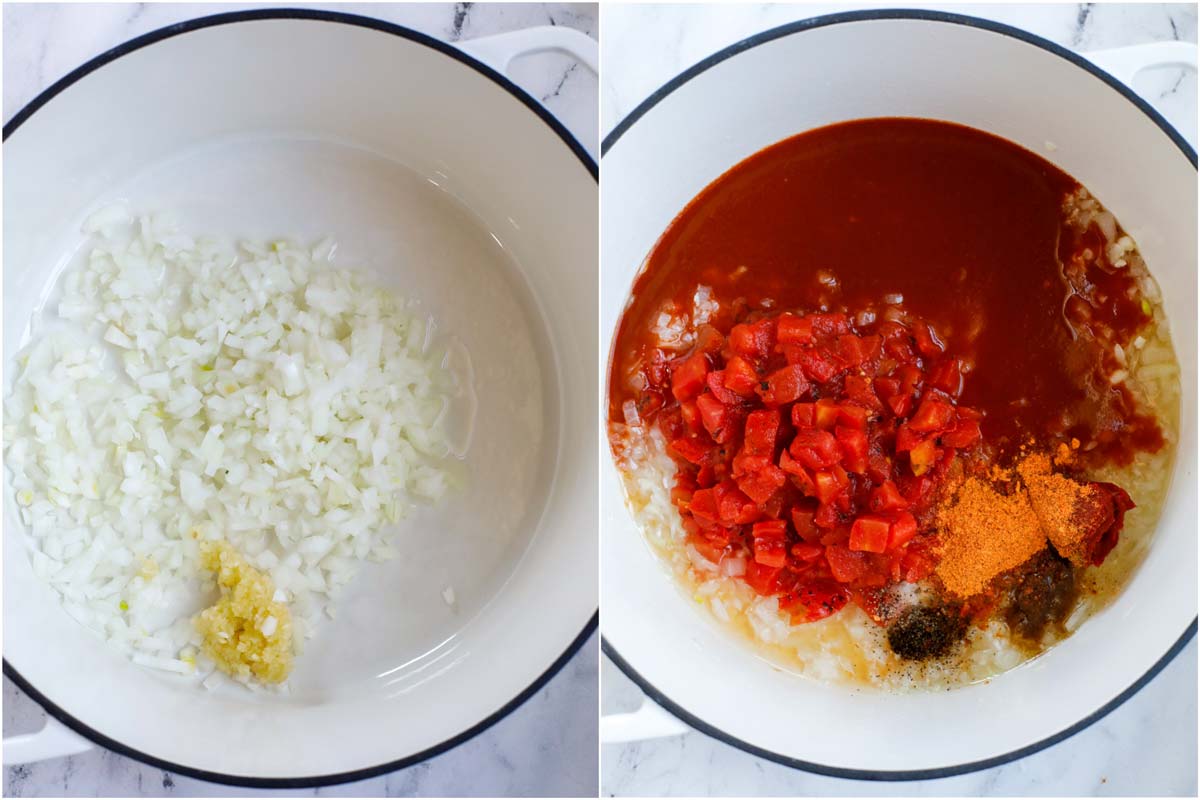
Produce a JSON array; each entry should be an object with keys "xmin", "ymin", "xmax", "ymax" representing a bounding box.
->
[{"xmin": 608, "ymin": 118, "xmax": 1163, "ymax": 464}]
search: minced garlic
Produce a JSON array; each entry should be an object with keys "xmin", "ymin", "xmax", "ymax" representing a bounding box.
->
[{"xmin": 195, "ymin": 541, "xmax": 293, "ymax": 683}]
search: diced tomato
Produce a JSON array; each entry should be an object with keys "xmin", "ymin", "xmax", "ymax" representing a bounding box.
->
[
  {"xmin": 744, "ymin": 561, "xmax": 782, "ymax": 594},
  {"xmin": 779, "ymin": 344, "xmax": 807, "ymax": 366},
  {"xmin": 693, "ymin": 324, "xmax": 725, "ymax": 354},
  {"xmin": 752, "ymin": 519, "xmax": 788, "ymax": 539},
  {"xmin": 838, "ymin": 334, "xmax": 870, "ymax": 366},
  {"xmin": 813, "ymin": 465, "xmax": 848, "ymax": 504},
  {"xmin": 758, "ymin": 364, "xmax": 810, "ymax": 406},
  {"xmin": 657, "ymin": 405, "xmax": 685, "ymax": 440},
  {"xmin": 759, "ymin": 492, "xmax": 786, "ymax": 521},
  {"xmin": 671, "ymin": 353, "xmax": 709, "ymax": 401},
  {"xmin": 705, "ymin": 371, "xmax": 742, "ymax": 406},
  {"xmin": 896, "ymin": 364, "xmax": 924, "ymax": 395},
  {"xmin": 751, "ymin": 519, "xmax": 788, "ymax": 567},
  {"xmin": 687, "ymin": 487, "xmax": 719, "ymax": 522},
  {"xmin": 669, "ymin": 480, "xmax": 694, "ymax": 508},
  {"xmin": 900, "ymin": 540, "xmax": 938, "ymax": 582},
  {"xmin": 782, "ymin": 455, "xmax": 817, "ymax": 497},
  {"xmin": 894, "ymin": 424, "xmax": 923, "ymax": 453},
  {"xmin": 837, "ymin": 403, "xmax": 870, "ymax": 430},
  {"xmin": 791, "ymin": 402, "xmax": 816, "ymax": 429},
  {"xmin": 669, "ymin": 436, "xmax": 712, "ymax": 465},
  {"xmin": 849, "ymin": 515, "xmax": 891, "ymax": 553},
  {"xmin": 857, "ymin": 335, "xmax": 882, "ymax": 363},
  {"xmin": 884, "ymin": 332, "xmax": 917, "ymax": 362},
  {"xmin": 742, "ymin": 409, "xmax": 781, "ymax": 455},
  {"xmin": 902, "ymin": 474, "xmax": 936, "ymax": 506},
  {"xmin": 814, "ymin": 398, "xmax": 841, "ymax": 430},
  {"xmin": 908, "ymin": 396, "xmax": 955, "ymax": 433},
  {"xmin": 790, "ymin": 429, "xmax": 840, "ymax": 470},
  {"xmin": 911, "ymin": 321, "xmax": 945, "ymax": 358},
  {"xmin": 737, "ymin": 465, "xmax": 787, "ymax": 504},
  {"xmin": 941, "ymin": 418, "xmax": 982, "ymax": 448},
  {"xmin": 868, "ymin": 480, "xmax": 908, "ymax": 512},
  {"xmin": 692, "ymin": 537, "xmax": 729, "ymax": 564},
  {"xmin": 729, "ymin": 319, "xmax": 776, "ymax": 361},
  {"xmin": 835, "ymin": 426, "xmax": 869, "ymax": 474},
  {"xmin": 648, "ymin": 307, "xmax": 976, "ymax": 619},
  {"xmin": 844, "ymin": 375, "xmax": 884, "ymax": 412},
  {"xmin": 732, "ymin": 451, "xmax": 770, "ymax": 476},
  {"xmin": 680, "ymin": 399, "xmax": 701, "ymax": 432},
  {"xmin": 928, "ymin": 358, "xmax": 963, "ymax": 396},
  {"xmin": 791, "ymin": 542, "xmax": 825, "ymax": 562},
  {"xmin": 723, "ymin": 356, "xmax": 759, "ymax": 396},
  {"xmin": 714, "ymin": 480, "xmax": 759, "ymax": 525},
  {"xmin": 796, "ymin": 349, "xmax": 840, "ymax": 384},
  {"xmin": 813, "ymin": 502, "xmax": 841, "ymax": 529},
  {"xmin": 874, "ymin": 377, "xmax": 914, "ymax": 418},
  {"xmin": 887, "ymin": 511, "xmax": 918, "ymax": 549},
  {"xmin": 696, "ymin": 394, "xmax": 735, "ymax": 443},
  {"xmin": 866, "ymin": 446, "xmax": 892, "ymax": 485},
  {"xmin": 808, "ymin": 312, "xmax": 851, "ymax": 336},
  {"xmin": 781, "ymin": 580, "xmax": 849, "ymax": 623},
  {"xmin": 778, "ymin": 448, "xmax": 806, "ymax": 476},
  {"xmin": 908, "ymin": 438, "xmax": 940, "ymax": 476},
  {"xmin": 753, "ymin": 537, "xmax": 788, "ymax": 568},
  {"xmin": 791, "ymin": 507, "xmax": 822, "ymax": 543},
  {"xmin": 776, "ymin": 313, "xmax": 815, "ymax": 345},
  {"xmin": 825, "ymin": 545, "xmax": 871, "ymax": 583}
]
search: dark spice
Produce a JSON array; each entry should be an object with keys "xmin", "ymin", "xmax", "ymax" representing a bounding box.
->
[
  {"xmin": 1004, "ymin": 548, "xmax": 1078, "ymax": 641},
  {"xmin": 887, "ymin": 605, "xmax": 966, "ymax": 660}
]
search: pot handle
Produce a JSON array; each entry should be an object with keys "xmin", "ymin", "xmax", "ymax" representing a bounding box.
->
[
  {"xmin": 1083, "ymin": 41, "xmax": 1197, "ymax": 90},
  {"xmin": 3, "ymin": 715, "xmax": 93, "ymax": 764},
  {"xmin": 601, "ymin": 697, "xmax": 692, "ymax": 744},
  {"xmin": 458, "ymin": 26, "xmax": 598, "ymax": 77}
]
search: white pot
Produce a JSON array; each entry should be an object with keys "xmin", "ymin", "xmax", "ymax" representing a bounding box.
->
[
  {"xmin": 3, "ymin": 10, "xmax": 597, "ymax": 786},
  {"xmin": 600, "ymin": 11, "xmax": 1196, "ymax": 778}
]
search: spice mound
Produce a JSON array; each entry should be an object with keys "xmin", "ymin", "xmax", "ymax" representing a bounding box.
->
[
  {"xmin": 195, "ymin": 541, "xmax": 294, "ymax": 684},
  {"xmin": 935, "ymin": 453, "xmax": 1134, "ymax": 599}
]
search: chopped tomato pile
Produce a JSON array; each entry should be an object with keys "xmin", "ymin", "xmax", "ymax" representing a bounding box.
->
[{"xmin": 655, "ymin": 310, "xmax": 983, "ymax": 625}]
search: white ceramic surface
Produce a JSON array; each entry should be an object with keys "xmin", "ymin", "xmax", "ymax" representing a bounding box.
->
[
  {"xmin": 600, "ymin": 3, "xmax": 1196, "ymax": 787},
  {"xmin": 4, "ymin": 4, "xmax": 596, "ymax": 787}
]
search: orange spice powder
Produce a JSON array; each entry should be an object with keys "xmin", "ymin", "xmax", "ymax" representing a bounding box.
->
[
  {"xmin": 935, "ymin": 477, "xmax": 1046, "ymax": 597},
  {"xmin": 935, "ymin": 450, "xmax": 1102, "ymax": 597},
  {"xmin": 1020, "ymin": 452, "xmax": 1105, "ymax": 566}
]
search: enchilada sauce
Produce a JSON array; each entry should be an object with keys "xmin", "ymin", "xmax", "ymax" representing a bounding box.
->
[{"xmin": 608, "ymin": 119, "xmax": 1164, "ymax": 653}]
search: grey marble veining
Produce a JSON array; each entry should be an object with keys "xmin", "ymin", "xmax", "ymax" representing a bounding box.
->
[
  {"xmin": 599, "ymin": 2, "xmax": 1197, "ymax": 797},
  {"xmin": 600, "ymin": 2, "xmax": 1197, "ymax": 147},
  {"xmin": 2, "ymin": 3, "xmax": 597, "ymax": 797},
  {"xmin": 6, "ymin": 634, "xmax": 598, "ymax": 797},
  {"xmin": 2, "ymin": 2, "xmax": 599, "ymax": 159}
]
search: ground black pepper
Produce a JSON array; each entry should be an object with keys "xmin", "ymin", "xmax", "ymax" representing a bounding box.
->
[{"xmin": 887, "ymin": 605, "xmax": 966, "ymax": 660}]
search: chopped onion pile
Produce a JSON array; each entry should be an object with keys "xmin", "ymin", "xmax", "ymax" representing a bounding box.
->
[{"xmin": 5, "ymin": 207, "xmax": 456, "ymax": 678}]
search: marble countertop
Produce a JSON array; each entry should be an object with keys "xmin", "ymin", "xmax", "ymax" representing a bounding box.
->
[
  {"xmin": 599, "ymin": 3, "xmax": 1197, "ymax": 797},
  {"xmin": 2, "ymin": 3, "xmax": 597, "ymax": 797}
]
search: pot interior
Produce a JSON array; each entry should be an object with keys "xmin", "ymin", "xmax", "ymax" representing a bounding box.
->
[
  {"xmin": 4, "ymin": 16, "xmax": 597, "ymax": 779},
  {"xmin": 600, "ymin": 15, "xmax": 1196, "ymax": 773}
]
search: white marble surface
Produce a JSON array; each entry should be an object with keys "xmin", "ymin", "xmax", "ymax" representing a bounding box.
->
[
  {"xmin": 2, "ymin": 3, "xmax": 597, "ymax": 797},
  {"xmin": 601, "ymin": 3, "xmax": 1197, "ymax": 149},
  {"xmin": 599, "ymin": 3, "xmax": 1197, "ymax": 797}
]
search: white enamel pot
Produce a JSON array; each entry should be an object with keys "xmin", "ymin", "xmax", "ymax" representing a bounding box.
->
[
  {"xmin": 600, "ymin": 11, "xmax": 1196, "ymax": 779},
  {"xmin": 3, "ymin": 10, "xmax": 597, "ymax": 786}
]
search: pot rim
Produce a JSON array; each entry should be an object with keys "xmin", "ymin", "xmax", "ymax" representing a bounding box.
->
[
  {"xmin": 3, "ymin": 7, "xmax": 598, "ymax": 789},
  {"xmin": 600, "ymin": 7, "xmax": 1197, "ymax": 782}
]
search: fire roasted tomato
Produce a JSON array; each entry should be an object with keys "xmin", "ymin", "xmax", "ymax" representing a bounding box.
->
[{"xmin": 652, "ymin": 308, "xmax": 985, "ymax": 626}]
